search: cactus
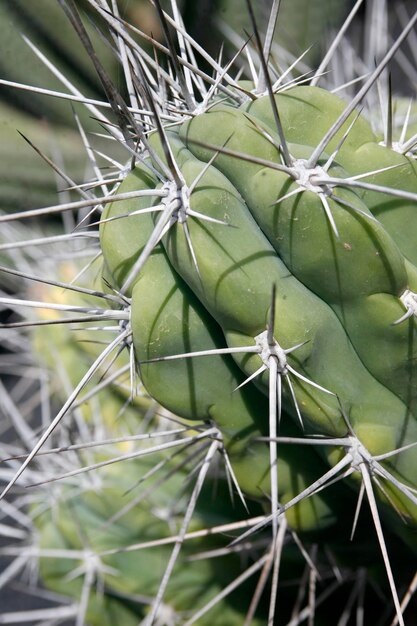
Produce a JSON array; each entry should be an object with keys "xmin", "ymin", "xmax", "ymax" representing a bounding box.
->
[
  {"xmin": 1, "ymin": 1, "xmax": 417, "ymax": 625},
  {"xmin": 33, "ymin": 448, "xmax": 270, "ymax": 626}
]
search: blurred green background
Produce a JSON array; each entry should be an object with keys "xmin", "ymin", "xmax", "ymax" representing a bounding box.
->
[{"xmin": 0, "ymin": 0, "xmax": 354, "ymax": 212}]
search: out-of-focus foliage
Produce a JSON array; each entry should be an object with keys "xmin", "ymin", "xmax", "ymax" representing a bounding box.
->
[{"xmin": 0, "ymin": 0, "xmax": 356, "ymax": 211}]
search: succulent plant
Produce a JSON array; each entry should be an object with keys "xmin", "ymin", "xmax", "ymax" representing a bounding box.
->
[
  {"xmin": 1, "ymin": 1, "xmax": 417, "ymax": 625},
  {"xmin": 34, "ymin": 448, "xmax": 271, "ymax": 626}
]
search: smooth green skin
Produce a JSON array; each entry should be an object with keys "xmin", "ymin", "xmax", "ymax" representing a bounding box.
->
[
  {"xmin": 405, "ymin": 257, "xmax": 417, "ymax": 292},
  {"xmin": 152, "ymin": 135, "xmax": 417, "ymax": 524},
  {"xmin": 100, "ymin": 166, "xmax": 271, "ymax": 433},
  {"xmin": 128, "ymin": 208, "xmax": 417, "ymax": 531},
  {"xmin": 339, "ymin": 293, "xmax": 417, "ymax": 415},
  {"xmin": 180, "ymin": 95, "xmax": 417, "ymax": 419},
  {"xmin": 346, "ymin": 141, "xmax": 417, "ymax": 266},
  {"xmin": 136, "ymin": 138, "xmax": 417, "ymax": 528},
  {"xmin": 131, "ymin": 224, "xmax": 341, "ymax": 530},
  {"xmin": 101, "ymin": 163, "xmax": 339, "ymax": 530},
  {"xmin": 151, "ymin": 135, "xmax": 413, "ymax": 436},
  {"xmin": 100, "ymin": 150, "xmax": 417, "ymax": 529},
  {"xmin": 101, "ymin": 144, "xmax": 345, "ymax": 435},
  {"xmin": 180, "ymin": 107, "xmax": 407, "ymax": 301},
  {"xmin": 244, "ymin": 85, "xmax": 377, "ymax": 164},
  {"xmin": 152, "ymin": 137, "xmax": 350, "ymax": 435},
  {"xmin": 243, "ymin": 92, "xmax": 417, "ymax": 416},
  {"xmin": 248, "ymin": 89, "xmax": 417, "ymax": 276},
  {"xmin": 249, "ymin": 164, "xmax": 405, "ymax": 301},
  {"xmin": 131, "ymin": 237, "xmax": 267, "ymax": 435},
  {"xmin": 99, "ymin": 163, "xmax": 161, "ymax": 296}
]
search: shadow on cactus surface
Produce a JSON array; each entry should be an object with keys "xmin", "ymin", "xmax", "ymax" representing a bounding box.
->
[{"xmin": 0, "ymin": 0, "xmax": 417, "ymax": 624}]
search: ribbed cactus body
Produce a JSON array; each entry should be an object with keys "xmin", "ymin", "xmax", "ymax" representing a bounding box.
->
[
  {"xmin": 179, "ymin": 92, "xmax": 417, "ymax": 414},
  {"xmin": 100, "ymin": 163, "xmax": 344, "ymax": 533},
  {"xmin": 347, "ymin": 142, "xmax": 417, "ymax": 265},
  {"xmin": 100, "ymin": 83, "xmax": 417, "ymax": 537}
]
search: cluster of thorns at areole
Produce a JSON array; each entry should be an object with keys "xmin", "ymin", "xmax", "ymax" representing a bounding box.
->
[{"xmin": 1, "ymin": 1, "xmax": 417, "ymax": 625}]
